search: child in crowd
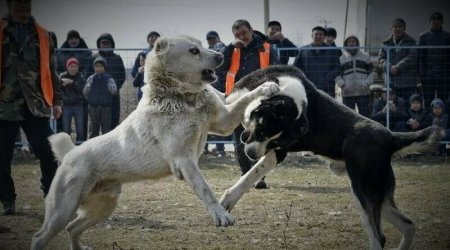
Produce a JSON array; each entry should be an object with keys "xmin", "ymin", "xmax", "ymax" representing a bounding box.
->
[
  {"xmin": 401, "ymin": 94, "xmax": 429, "ymax": 132},
  {"xmin": 430, "ymin": 98, "xmax": 450, "ymax": 154},
  {"xmin": 59, "ymin": 57, "xmax": 86, "ymax": 143},
  {"xmin": 132, "ymin": 52, "xmax": 146, "ymax": 101},
  {"xmin": 83, "ymin": 57, "xmax": 117, "ymax": 138}
]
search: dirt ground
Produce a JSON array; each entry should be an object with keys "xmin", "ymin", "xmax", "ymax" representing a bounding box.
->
[{"xmin": 0, "ymin": 151, "xmax": 449, "ymax": 250}]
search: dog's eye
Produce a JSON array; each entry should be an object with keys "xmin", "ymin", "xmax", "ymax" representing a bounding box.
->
[{"xmin": 189, "ymin": 48, "xmax": 200, "ymax": 55}]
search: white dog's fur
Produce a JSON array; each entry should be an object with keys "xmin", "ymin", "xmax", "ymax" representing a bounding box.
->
[{"xmin": 31, "ymin": 35, "xmax": 279, "ymax": 250}]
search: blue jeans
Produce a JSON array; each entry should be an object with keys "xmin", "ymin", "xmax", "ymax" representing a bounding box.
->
[{"xmin": 62, "ymin": 105, "xmax": 85, "ymax": 142}]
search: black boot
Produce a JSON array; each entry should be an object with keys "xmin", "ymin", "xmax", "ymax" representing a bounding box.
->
[
  {"xmin": 2, "ymin": 201, "xmax": 15, "ymax": 215},
  {"xmin": 254, "ymin": 177, "xmax": 268, "ymax": 189}
]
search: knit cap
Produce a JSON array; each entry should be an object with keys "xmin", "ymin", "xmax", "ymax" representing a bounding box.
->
[
  {"xmin": 66, "ymin": 57, "xmax": 79, "ymax": 69},
  {"xmin": 409, "ymin": 93, "xmax": 422, "ymax": 105},
  {"xmin": 93, "ymin": 56, "xmax": 107, "ymax": 69},
  {"xmin": 430, "ymin": 98, "xmax": 444, "ymax": 110}
]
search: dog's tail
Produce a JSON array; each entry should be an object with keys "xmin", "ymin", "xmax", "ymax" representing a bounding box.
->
[
  {"xmin": 48, "ymin": 133, "xmax": 76, "ymax": 162},
  {"xmin": 391, "ymin": 126, "xmax": 445, "ymax": 157}
]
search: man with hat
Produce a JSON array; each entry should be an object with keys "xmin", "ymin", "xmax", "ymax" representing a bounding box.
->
[
  {"xmin": 131, "ymin": 31, "xmax": 161, "ymax": 79},
  {"xmin": 92, "ymin": 33, "xmax": 125, "ymax": 130},
  {"xmin": 206, "ymin": 30, "xmax": 226, "ymax": 52},
  {"xmin": 266, "ymin": 20, "xmax": 298, "ymax": 65},
  {"xmin": 203, "ymin": 30, "xmax": 227, "ymax": 157},
  {"xmin": 293, "ymin": 26, "xmax": 340, "ymax": 97},
  {"xmin": 418, "ymin": 12, "xmax": 450, "ymax": 113}
]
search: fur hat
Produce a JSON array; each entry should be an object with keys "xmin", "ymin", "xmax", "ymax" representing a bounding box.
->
[
  {"xmin": 66, "ymin": 57, "xmax": 79, "ymax": 69},
  {"xmin": 96, "ymin": 33, "xmax": 116, "ymax": 48},
  {"xmin": 409, "ymin": 93, "xmax": 422, "ymax": 105},
  {"xmin": 93, "ymin": 56, "xmax": 107, "ymax": 69}
]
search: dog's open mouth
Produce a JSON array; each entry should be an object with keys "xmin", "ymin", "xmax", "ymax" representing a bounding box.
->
[{"xmin": 202, "ymin": 69, "xmax": 217, "ymax": 82}]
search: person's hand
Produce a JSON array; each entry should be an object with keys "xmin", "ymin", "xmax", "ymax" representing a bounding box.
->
[
  {"xmin": 390, "ymin": 65, "xmax": 399, "ymax": 75},
  {"xmin": 61, "ymin": 78, "xmax": 73, "ymax": 86},
  {"xmin": 232, "ymin": 39, "xmax": 246, "ymax": 48},
  {"xmin": 389, "ymin": 102, "xmax": 397, "ymax": 112},
  {"xmin": 273, "ymin": 32, "xmax": 285, "ymax": 41},
  {"xmin": 52, "ymin": 105, "xmax": 62, "ymax": 119},
  {"xmin": 409, "ymin": 119, "xmax": 419, "ymax": 130},
  {"xmin": 138, "ymin": 66, "xmax": 145, "ymax": 74}
]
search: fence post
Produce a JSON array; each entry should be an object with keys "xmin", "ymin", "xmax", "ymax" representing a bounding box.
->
[{"xmin": 385, "ymin": 47, "xmax": 391, "ymax": 129}]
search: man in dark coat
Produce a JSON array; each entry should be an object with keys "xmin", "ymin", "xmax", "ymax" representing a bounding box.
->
[{"xmin": 92, "ymin": 33, "xmax": 126, "ymax": 129}]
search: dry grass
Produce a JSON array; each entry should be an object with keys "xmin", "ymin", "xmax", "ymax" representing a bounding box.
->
[{"xmin": 1, "ymin": 152, "xmax": 450, "ymax": 250}]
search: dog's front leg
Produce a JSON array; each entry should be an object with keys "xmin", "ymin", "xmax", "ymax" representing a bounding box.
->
[
  {"xmin": 212, "ymin": 82, "xmax": 279, "ymax": 135},
  {"xmin": 172, "ymin": 157, "xmax": 234, "ymax": 227},
  {"xmin": 220, "ymin": 150, "xmax": 277, "ymax": 211}
]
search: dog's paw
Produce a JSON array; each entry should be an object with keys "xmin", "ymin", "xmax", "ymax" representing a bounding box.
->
[
  {"xmin": 259, "ymin": 81, "xmax": 280, "ymax": 97},
  {"xmin": 219, "ymin": 189, "xmax": 240, "ymax": 212},
  {"xmin": 211, "ymin": 204, "xmax": 234, "ymax": 227}
]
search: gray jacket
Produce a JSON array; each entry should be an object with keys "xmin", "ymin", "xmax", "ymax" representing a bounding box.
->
[{"xmin": 335, "ymin": 50, "xmax": 377, "ymax": 97}]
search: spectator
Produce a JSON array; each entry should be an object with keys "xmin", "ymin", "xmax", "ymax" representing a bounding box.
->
[
  {"xmin": 132, "ymin": 52, "xmax": 146, "ymax": 101},
  {"xmin": 378, "ymin": 18, "xmax": 418, "ymax": 100},
  {"xmin": 59, "ymin": 57, "xmax": 86, "ymax": 143},
  {"xmin": 335, "ymin": 35, "xmax": 377, "ymax": 117},
  {"xmin": 429, "ymin": 98, "xmax": 450, "ymax": 154},
  {"xmin": 131, "ymin": 31, "xmax": 160, "ymax": 78},
  {"xmin": 397, "ymin": 94, "xmax": 429, "ymax": 132},
  {"xmin": 325, "ymin": 27, "xmax": 343, "ymax": 57},
  {"xmin": 293, "ymin": 26, "xmax": 341, "ymax": 97},
  {"xmin": 418, "ymin": 12, "xmax": 450, "ymax": 112},
  {"xmin": 93, "ymin": 33, "xmax": 126, "ymax": 129},
  {"xmin": 0, "ymin": 0, "xmax": 63, "ymax": 215},
  {"xmin": 49, "ymin": 31, "xmax": 57, "ymax": 50},
  {"xmin": 266, "ymin": 20, "xmax": 298, "ymax": 64},
  {"xmin": 83, "ymin": 57, "xmax": 117, "ymax": 138},
  {"xmin": 217, "ymin": 19, "xmax": 279, "ymax": 189},
  {"xmin": 206, "ymin": 30, "xmax": 226, "ymax": 52},
  {"xmin": 57, "ymin": 30, "xmax": 92, "ymax": 78},
  {"xmin": 57, "ymin": 30, "xmax": 92, "ymax": 139},
  {"xmin": 371, "ymin": 87, "xmax": 408, "ymax": 131},
  {"xmin": 204, "ymin": 30, "xmax": 227, "ymax": 157}
]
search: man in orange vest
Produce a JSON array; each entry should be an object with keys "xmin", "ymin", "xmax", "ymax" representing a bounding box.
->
[
  {"xmin": 0, "ymin": 0, "xmax": 62, "ymax": 215},
  {"xmin": 217, "ymin": 19, "xmax": 279, "ymax": 189}
]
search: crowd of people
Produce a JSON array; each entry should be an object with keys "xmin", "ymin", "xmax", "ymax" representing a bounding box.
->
[{"xmin": 0, "ymin": 0, "xmax": 449, "ymax": 215}]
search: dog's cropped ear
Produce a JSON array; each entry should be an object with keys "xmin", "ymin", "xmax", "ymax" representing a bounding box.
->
[{"xmin": 154, "ymin": 37, "xmax": 169, "ymax": 55}]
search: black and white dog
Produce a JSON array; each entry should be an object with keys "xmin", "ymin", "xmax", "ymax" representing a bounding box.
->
[{"xmin": 220, "ymin": 65, "xmax": 443, "ymax": 250}]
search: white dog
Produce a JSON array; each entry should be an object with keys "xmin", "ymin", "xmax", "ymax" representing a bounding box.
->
[{"xmin": 31, "ymin": 36, "xmax": 279, "ymax": 250}]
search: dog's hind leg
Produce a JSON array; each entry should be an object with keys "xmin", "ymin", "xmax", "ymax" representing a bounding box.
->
[
  {"xmin": 66, "ymin": 181, "xmax": 121, "ymax": 250},
  {"xmin": 31, "ymin": 171, "xmax": 85, "ymax": 250},
  {"xmin": 381, "ymin": 197, "xmax": 415, "ymax": 250},
  {"xmin": 220, "ymin": 150, "xmax": 277, "ymax": 211},
  {"xmin": 350, "ymin": 190, "xmax": 385, "ymax": 250}
]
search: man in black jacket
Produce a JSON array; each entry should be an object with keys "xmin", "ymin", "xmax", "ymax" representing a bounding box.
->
[
  {"xmin": 92, "ymin": 33, "xmax": 126, "ymax": 129},
  {"xmin": 217, "ymin": 19, "xmax": 279, "ymax": 189},
  {"xmin": 418, "ymin": 12, "xmax": 450, "ymax": 113},
  {"xmin": 267, "ymin": 20, "xmax": 298, "ymax": 65}
]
